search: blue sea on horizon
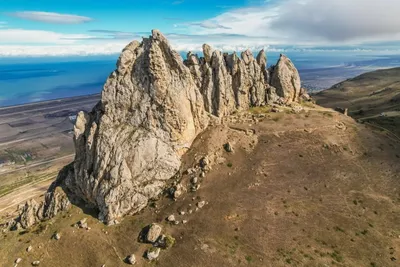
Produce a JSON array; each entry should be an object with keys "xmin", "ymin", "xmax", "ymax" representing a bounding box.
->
[{"xmin": 1, "ymin": 52, "xmax": 400, "ymax": 107}]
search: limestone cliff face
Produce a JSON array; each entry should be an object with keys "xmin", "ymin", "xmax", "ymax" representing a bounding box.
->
[
  {"xmin": 8, "ymin": 30, "xmax": 306, "ymax": 227},
  {"xmin": 63, "ymin": 30, "xmax": 209, "ymax": 224}
]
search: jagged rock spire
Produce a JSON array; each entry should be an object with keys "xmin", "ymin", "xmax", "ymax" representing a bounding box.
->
[
  {"xmin": 271, "ymin": 54, "xmax": 302, "ymax": 104},
  {"xmin": 10, "ymin": 30, "xmax": 305, "ymax": 227}
]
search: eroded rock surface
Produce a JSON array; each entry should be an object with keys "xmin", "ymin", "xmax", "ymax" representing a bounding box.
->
[
  {"xmin": 7, "ymin": 30, "xmax": 306, "ymax": 228},
  {"xmin": 270, "ymin": 54, "xmax": 302, "ymax": 104}
]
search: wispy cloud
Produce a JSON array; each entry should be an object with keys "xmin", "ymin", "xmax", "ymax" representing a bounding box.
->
[
  {"xmin": 0, "ymin": 28, "xmax": 93, "ymax": 44},
  {"xmin": 188, "ymin": 21, "xmax": 231, "ymax": 30},
  {"xmin": 5, "ymin": 11, "xmax": 93, "ymax": 24},
  {"xmin": 0, "ymin": 43, "xmax": 126, "ymax": 56},
  {"xmin": 85, "ymin": 30, "xmax": 140, "ymax": 40},
  {"xmin": 185, "ymin": 0, "xmax": 400, "ymax": 46}
]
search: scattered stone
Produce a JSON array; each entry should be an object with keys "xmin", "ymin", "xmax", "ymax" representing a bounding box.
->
[
  {"xmin": 172, "ymin": 184, "xmax": 185, "ymax": 199},
  {"xmin": 188, "ymin": 209, "xmax": 193, "ymax": 214},
  {"xmin": 126, "ymin": 254, "xmax": 136, "ymax": 265},
  {"xmin": 200, "ymin": 172, "xmax": 206, "ymax": 178},
  {"xmin": 146, "ymin": 247, "xmax": 161, "ymax": 261},
  {"xmin": 179, "ymin": 211, "xmax": 186, "ymax": 215},
  {"xmin": 32, "ymin": 261, "xmax": 40, "ymax": 266},
  {"xmin": 77, "ymin": 218, "xmax": 88, "ymax": 229},
  {"xmin": 290, "ymin": 104, "xmax": 303, "ymax": 114},
  {"xmin": 223, "ymin": 142, "xmax": 233, "ymax": 152},
  {"xmin": 146, "ymin": 223, "xmax": 163, "ymax": 243},
  {"xmin": 167, "ymin": 215, "xmax": 176, "ymax": 222},
  {"xmin": 52, "ymin": 232, "xmax": 61, "ymax": 240},
  {"xmin": 191, "ymin": 184, "xmax": 200, "ymax": 192},
  {"xmin": 191, "ymin": 177, "xmax": 198, "ymax": 184},
  {"xmin": 197, "ymin": 201, "xmax": 206, "ymax": 208},
  {"xmin": 186, "ymin": 168, "xmax": 195, "ymax": 175},
  {"xmin": 182, "ymin": 220, "xmax": 188, "ymax": 224},
  {"xmin": 174, "ymin": 221, "xmax": 180, "ymax": 225},
  {"xmin": 27, "ymin": 246, "xmax": 33, "ymax": 252},
  {"xmin": 199, "ymin": 156, "xmax": 210, "ymax": 169},
  {"xmin": 15, "ymin": 258, "xmax": 22, "ymax": 264}
]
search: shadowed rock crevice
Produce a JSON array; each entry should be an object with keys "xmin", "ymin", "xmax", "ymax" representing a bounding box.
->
[{"xmin": 8, "ymin": 29, "xmax": 307, "ymax": 227}]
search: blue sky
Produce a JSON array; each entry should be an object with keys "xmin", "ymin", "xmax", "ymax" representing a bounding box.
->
[{"xmin": 1, "ymin": 0, "xmax": 400, "ymax": 56}]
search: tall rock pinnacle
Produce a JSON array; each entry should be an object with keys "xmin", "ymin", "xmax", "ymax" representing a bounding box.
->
[
  {"xmin": 270, "ymin": 54, "xmax": 302, "ymax": 104},
  {"xmin": 10, "ymin": 30, "xmax": 306, "ymax": 226}
]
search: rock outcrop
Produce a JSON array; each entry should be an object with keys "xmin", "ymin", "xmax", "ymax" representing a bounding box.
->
[
  {"xmin": 6, "ymin": 30, "xmax": 307, "ymax": 228},
  {"xmin": 270, "ymin": 54, "xmax": 302, "ymax": 104}
]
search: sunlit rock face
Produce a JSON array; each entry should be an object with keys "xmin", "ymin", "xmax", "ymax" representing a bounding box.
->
[{"xmin": 12, "ymin": 30, "xmax": 305, "ymax": 226}]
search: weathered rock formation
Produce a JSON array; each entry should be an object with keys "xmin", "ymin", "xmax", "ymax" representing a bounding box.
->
[
  {"xmin": 6, "ymin": 30, "xmax": 306, "ymax": 227},
  {"xmin": 270, "ymin": 54, "xmax": 302, "ymax": 104}
]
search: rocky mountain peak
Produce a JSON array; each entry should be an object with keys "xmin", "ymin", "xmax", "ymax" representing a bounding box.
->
[{"xmin": 9, "ymin": 30, "xmax": 307, "ymax": 227}]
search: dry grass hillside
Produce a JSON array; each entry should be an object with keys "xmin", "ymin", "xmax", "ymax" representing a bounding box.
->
[
  {"xmin": 314, "ymin": 67, "xmax": 400, "ymax": 137},
  {"xmin": 1, "ymin": 105, "xmax": 399, "ymax": 267}
]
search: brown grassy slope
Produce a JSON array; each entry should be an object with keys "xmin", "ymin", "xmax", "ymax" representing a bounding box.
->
[
  {"xmin": 0, "ymin": 109, "xmax": 399, "ymax": 267},
  {"xmin": 313, "ymin": 67, "xmax": 400, "ymax": 137}
]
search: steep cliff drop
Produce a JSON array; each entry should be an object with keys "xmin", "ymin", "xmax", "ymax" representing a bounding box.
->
[{"xmin": 6, "ymin": 30, "xmax": 307, "ymax": 228}]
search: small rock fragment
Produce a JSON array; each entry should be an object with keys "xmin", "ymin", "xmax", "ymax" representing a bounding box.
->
[
  {"xmin": 167, "ymin": 215, "xmax": 176, "ymax": 222},
  {"xmin": 186, "ymin": 168, "xmax": 195, "ymax": 175},
  {"xmin": 146, "ymin": 247, "xmax": 161, "ymax": 260},
  {"xmin": 172, "ymin": 184, "xmax": 184, "ymax": 199},
  {"xmin": 224, "ymin": 142, "xmax": 233, "ymax": 152},
  {"xmin": 26, "ymin": 246, "xmax": 33, "ymax": 252},
  {"xmin": 77, "ymin": 218, "xmax": 88, "ymax": 229},
  {"xmin": 15, "ymin": 258, "xmax": 22, "ymax": 264},
  {"xmin": 179, "ymin": 211, "xmax": 185, "ymax": 215},
  {"xmin": 52, "ymin": 232, "xmax": 61, "ymax": 240},
  {"xmin": 191, "ymin": 177, "xmax": 198, "ymax": 184},
  {"xmin": 182, "ymin": 220, "xmax": 188, "ymax": 224},
  {"xmin": 126, "ymin": 254, "xmax": 136, "ymax": 265},
  {"xmin": 32, "ymin": 261, "xmax": 40, "ymax": 266},
  {"xmin": 199, "ymin": 156, "xmax": 210, "ymax": 169},
  {"xmin": 197, "ymin": 201, "xmax": 206, "ymax": 208}
]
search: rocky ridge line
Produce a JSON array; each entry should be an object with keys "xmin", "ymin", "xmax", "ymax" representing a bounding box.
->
[{"xmin": 3, "ymin": 29, "xmax": 308, "ymax": 229}]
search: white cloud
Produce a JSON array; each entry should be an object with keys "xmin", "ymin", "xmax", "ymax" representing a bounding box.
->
[
  {"xmin": 186, "ymin": 0, "xmax": 400, "ymax": 46},
  {"xmin": 6, "ymin": 11, "xmax": 93, "ymax": 24},
  {"xmin": 187, "ymin": 21, "xmax": 231, "ymax": 30},
  {"xmin": 0, "ymin": 28, "xmax": 93, "ymax": 44},
  {"xmin": 2, "ymin": 0, "xmax": 400, "ymax": 57},
  {"xmin": 0, "ymin": 43, "xmax": 127, "ymax": 57},
  {"xmin": 271, "ymin": 0, "xmax": 400, "ymax": 42}
]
